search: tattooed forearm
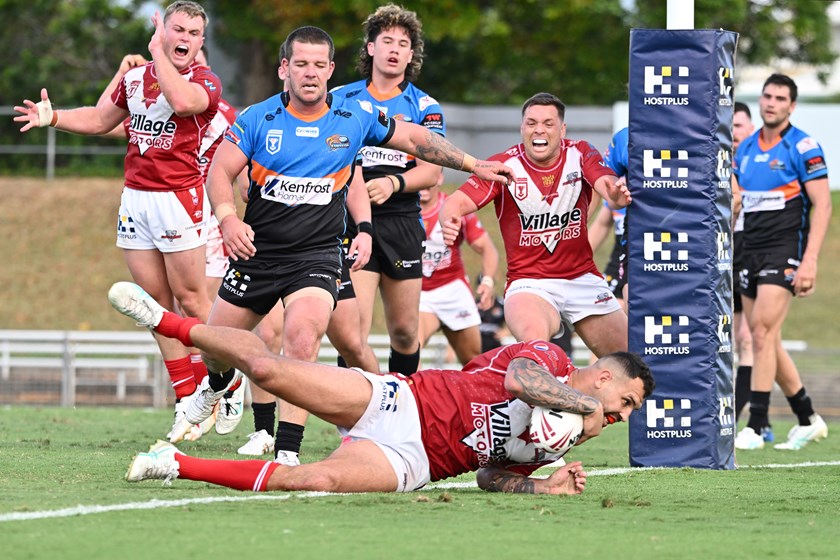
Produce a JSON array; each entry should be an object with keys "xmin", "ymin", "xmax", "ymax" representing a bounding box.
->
[
  {"xmin": 508, "ymin": 358, "xmax": 600, "ymax": 414},
  {"xmin": 480, "ymin": 469, "xmax": 537, "ymax": 494},
  {"xmin": 412, "ymin": 129, "xmax": 466, "ymax": 169}
]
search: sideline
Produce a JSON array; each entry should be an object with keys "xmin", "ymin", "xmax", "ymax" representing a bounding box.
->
[{"xmin": 3, "ymin": 460, "xmax": 839, "ymax": 523}]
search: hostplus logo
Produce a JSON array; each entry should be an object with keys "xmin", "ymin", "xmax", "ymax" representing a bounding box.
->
[
  {"xmin": 643, "ymin": 66, "xmax": 689, "ymax": 105},
  {"xmin": 717, "ymin": 313, "xmax": 731, "ymax": 354},
  {"xmin": 644, "ymin": 315, "xmax": 690, "ymax": 356},
  {"xmin": 643, "ymin": 232, "xmax": 688, "ymax": 272},
  {"xmin": 719, "ymin": 67, "xmax": 733, "ymax": 106},
  {"xmin": 717, "ymin": 231, "xmax": 731, "ymax": 271},
  {"xmin": 645, "ymin": 398, "xmax": 692, "ymax": 439},
  {"xmin": 717, "ymin": 149, "xmax": 731, "ymax": 189},
  {"xmin": 223, "ymin": 268, "xmax": 250, "ymax": 298},
  {"xmin": 719, "ymin": 396, "xmax": 735, "ymax": 436},
  {"xmin": 117, "ymin": 215, "xmax": 136, "ymax": 240},
  {"xmin": 643, "ymin": 149, "xmax": 688, "ymax": 189}
]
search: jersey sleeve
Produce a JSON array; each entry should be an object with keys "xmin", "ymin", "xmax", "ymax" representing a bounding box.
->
[
  {"xmin": 225, "ymin": 106, "xmax": 255, "ymax": 158},
  {"xmin": 418, "ymin": 94, "xmax": 446, "ymax": 137},
  {"xmin": 462, "ymin": 212, "xmax": 487, "ymax": 245},
  {"xmin": 510, "ymin": 340, "xmax": 570, "ymax": 376},
  {"xmin": 581, "ymin": 141, "xmax": 616, "ymax": 186},
  {"xmin": 111, "ymin": 74, "xmax": 129, "ymax": 110},
  {"xmin": 792, "ymin": 136, "xmax": 828, "ymax": 182},
  {"xmin": 190, "ymin": 67, "xmax": 223, "ymax": 111},
  {"xmin": 457, "ymin": 151, "xmax": 509, "ymax": 209}
]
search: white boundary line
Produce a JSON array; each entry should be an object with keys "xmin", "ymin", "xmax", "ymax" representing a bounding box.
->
[{"xmin": 3, "ymin": 460, "xmax": 839, "ymax": 523}]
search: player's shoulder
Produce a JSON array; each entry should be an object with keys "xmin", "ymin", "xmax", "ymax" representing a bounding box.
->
[
  {"xmin": 236, "ymin": 95, "xmax": 284, "ymax": 123},
  {"xmin": 330, "ymin": 79, "xmax": 368, "ymax": 100},
  {"xmin": 784, "ymin": 125, "xmax": 823, "ymax": 156},
  {"xmin": 611, "ymin": 126, "xmax": 629, "ymax": 146},
  {"xmin": 402, "ymin": 83, "xmax": 441, "ymax": 111}
]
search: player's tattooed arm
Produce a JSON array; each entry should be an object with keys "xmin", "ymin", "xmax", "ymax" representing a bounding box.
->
[
  {"xmin": 476, "ymin": 466, "xmax": 537, "ymax": 494},
  {"xmin": 505, "ymin": 357, "xmax": 600, "ymax": 415}
]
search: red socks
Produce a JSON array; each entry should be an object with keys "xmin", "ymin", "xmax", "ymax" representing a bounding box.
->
[
  {"xmin": 176, "ymin": 454, "xmax": 280, "ymax": 492},
  {"xmin": 164, "ymin": 356, "xmax": 196, "ymax": 400},
  {"xmin": 155, "ymin": 311, "xmax": 200, "ymax": 347},
  {"xmin": 190, "ymin": 353, "xmax": 208, "ymax": 385}
]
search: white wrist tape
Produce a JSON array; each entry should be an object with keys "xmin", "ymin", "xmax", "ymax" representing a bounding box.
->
[{"xmin": 36, "ymin": 99, "xmax": 54, "ymax": 128}]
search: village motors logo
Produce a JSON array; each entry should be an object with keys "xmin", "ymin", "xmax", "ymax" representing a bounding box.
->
[
  {"xmin": 643, "ymin": 65, "xmax": 689, "ymax": 105},
  {"xmin": 644, "ymin": 315, "xmax": 690, "ymax": 355},
  {"xmin": 643, "ymin": 149, "xmax": 688, "ymax": 188},
  {"xmin": 645, "ymin": 398, "xmax": 692, "ymax": 439},
  {"xmin": 643, "ymin": 232, "xmax": 688, "ymax": 272}
]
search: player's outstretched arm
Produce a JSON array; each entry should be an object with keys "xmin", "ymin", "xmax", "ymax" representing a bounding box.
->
[
  {"xmin": 385, "ymin": 121, "xmax": 513, "ymax": 185},
  {"xmin": 476, "ymin": 462, "xmax": 587, "ymax": 495},
  {"xmin": 14, "ymin": 88, "xmax": 129, "ymax": 135}
]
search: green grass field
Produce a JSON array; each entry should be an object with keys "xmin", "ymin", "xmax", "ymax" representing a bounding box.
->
[{"xmin": 2, "ymin": 406, "xmax": 838, "ymax": 560}]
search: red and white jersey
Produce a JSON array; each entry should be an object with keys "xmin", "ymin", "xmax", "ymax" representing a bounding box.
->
[
  {"xmin": 421, "ymin": 191, "xmax": 487, "ymax": 291},
  {"xmin": 198, "ymin": 98, "xmax": 238, "ymax": 180},
  {"xmin": 458, "ymin": 141, "xmax": 614, "ymax": 284},
  {"xmin": 112, "ymin": 62, "xmax": 222, "ymax": 192},
  {"xmin": 407, "ymin": 340, "xmax": 574, "ymax": 482}
]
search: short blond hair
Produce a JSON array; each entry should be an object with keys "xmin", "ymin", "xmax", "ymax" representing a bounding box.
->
[{"xmin": 164, "ymin": 1, "xmax": 208, "ymax": 28}]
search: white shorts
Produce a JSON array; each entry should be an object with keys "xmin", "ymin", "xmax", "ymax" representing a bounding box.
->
[
  {"xmin": 419, "ymin": 278, "xmax": 481, "ymax": 331},
  {"xmin": 505, "ymin": 273, "xmax": 621, "ymax": 326},
  {"xmin": 338, "ymin": 370, "xmax": 431, "ymax": 492},
  {"xmin": 116, "ymin": 187, "xmax": 208, "ymax": 253},
  {"xmin": 204, "ymin": 215, "xmax": 229, "ymax": 278}
]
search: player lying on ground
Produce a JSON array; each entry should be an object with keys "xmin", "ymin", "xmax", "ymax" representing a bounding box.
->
[{"xmin": 109, "ymin": 282, "xmax": 654, "ymax": 494}]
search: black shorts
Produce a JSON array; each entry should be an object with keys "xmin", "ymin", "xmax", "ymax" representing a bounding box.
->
[
  {"xmin": 337, "ymin": 235, "xmax": 356, "ymax": 301},
  {"xmin": 363, "ymin": 214, "xmax": 425, "ymax": 280},
  {"xmin": 218, "ymin": 254, "xmax": 341, "ymax": 315},
  {"xmin": 603, "ymin": 244, "xmax": 626, "ymax": 299},
  {"xmin": 738, "ymin": 249, "xmax": 799, "ymax": 299}
]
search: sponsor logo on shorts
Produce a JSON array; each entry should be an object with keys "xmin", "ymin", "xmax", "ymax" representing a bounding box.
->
[
  {"xmin": 378, "ymin": 380, "xmax": 399, "ymax": 412},
  {"xmin": 161, "ymin": 229, "xmax": 182, "ymax": 242},
  {"xmin": 643, "ymin": 65, "xmax": 689, "ymax": 106},
  {"xmin": 645, "ymin": 398, "xmax": 692, "ymax": 439},
  {"xmin": 394, "ymin": 259, "xmax": 420, "ymax": 269},
  {"xmin": 223, "ymin": 268, "xmax": 250, "ymax": 297},
  {"xmin": 594, "ymin": 291, "xmax": 614, "ymax": 305},
  {"xmin": 117, "ymin": 215, "xmax": 136, "ymax": 239}
]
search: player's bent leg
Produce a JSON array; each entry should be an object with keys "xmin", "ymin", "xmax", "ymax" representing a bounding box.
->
[
  {"xmin": 201, "ymin": 297, "xmax": 264, "ymax": 373},
  {"xmin": 268, "ymin": 440, "xmax": 400, "ymax": 493},
  {"xmin": 443, "ymin": 325, "xmax": 482, "ymax": 366},
  {"xmin": 350, "ymin": 269, "xmax": 381, "ymax": 342},
  {"xmin": 326, "ymin": 298, "xmax": 379, "ymax": 373},
  {"xmin": 418, "ymin": 312, "xmax": 441, "ymax": 349},
  {"xmin": 574, "ymin": 310, "xmax": 628, "ymax": 357},
  {"xmin": 504, "ymin": 292, "xmax": 560, "ymax": 343},
  {"xmin": 380, "ymin": 276, "xmax": 422, "ymax": 353},
  {"xmin": 163, "ymin": 246, "xmax": 213, "ymax": 322}
]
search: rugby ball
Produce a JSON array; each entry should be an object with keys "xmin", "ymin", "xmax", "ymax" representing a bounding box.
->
[{"xmin": 529, "ymin": 407, "xmax": 584, "ymax": 455}]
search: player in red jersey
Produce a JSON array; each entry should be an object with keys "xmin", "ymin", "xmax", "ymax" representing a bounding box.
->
[
  {"xmin": 418, "ymin": 174, "xmax": 498, "ymax": 365},
  {"xmin": 15, "ymin": 2, "xmax": 222, "ymax": 438},
  {"xmin": 111, "ymin": 281, "xmax": 654, "ymax": 494},
  {"xmin": 440, "ymin": 93, "xmax": 631, "ymax": 358}
]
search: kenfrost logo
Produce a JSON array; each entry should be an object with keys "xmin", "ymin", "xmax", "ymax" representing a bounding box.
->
[
  {"xmin": 719, "ymin": 396, "xmax": 734, "ymax": 436},
  {"xmin": 644, "ymin": 315, "xmax": 690, "ymax": 356},
  {"xmin": 261, "ymin": 176, "xmax": 334, "ymax": 206},
  {"xmin": 717, "ymin": 149, "xmax": 731, "ymax": 189},
  {"xmin": 717, "ymin": 231, "xmax": 731, "ymax": 271},
  {"xmin": 646, "ymin": 398, "xmax": 692, "ymax": 438},
  {"xmin": 223, "ymin": 268, "xmax": 250, "ymax": 298},
  {"xmin": 643, "ymin": 149, "xmax": 688, "ymax": 188},
  {"xmin": 643, "ymin": 66, "xmax": 689, "ymax": 105},
  {"xmin": 643, "ymin": 232, "xmax": 688, "ymax": 272},
  {"xmin": 717, "ymin": 314, "xmax": 731, "ymax": 353},
  {"xmin": 718, "ymin": 67, "xmax": 733, "ymax": 106}
]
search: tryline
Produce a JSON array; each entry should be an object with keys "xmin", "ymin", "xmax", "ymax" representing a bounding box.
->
[{"xmin": 2, "ymin": 460, "xmax": 839, "ymax": 523}]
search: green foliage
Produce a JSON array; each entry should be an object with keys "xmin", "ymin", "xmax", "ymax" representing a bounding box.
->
[{"xmin": 0, "ymin": 0, "xmax": 152, "ymax": 173}]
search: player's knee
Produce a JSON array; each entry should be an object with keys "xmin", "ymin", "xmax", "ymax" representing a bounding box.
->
[
  {"xmin": 271, "ymin": 466, "xmax": 340, "ymax": 492},
  {"xmin": 176, "ymin": 292, "xmax": 210, "ymax": 320}
]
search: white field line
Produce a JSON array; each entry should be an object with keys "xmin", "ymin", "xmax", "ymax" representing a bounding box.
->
[{"xmin": 2, "ymin": 460, "xmax": 839, "ymax": 523}]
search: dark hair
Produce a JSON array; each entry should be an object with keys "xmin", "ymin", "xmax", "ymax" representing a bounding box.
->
[
  {"xmin": 277, "ymin": 40, "xmax": 288, "ymax": 65},
  {"xmin": 762, "ymin": 73, "xmax": 798, "ymax": 102},
  {"xmin": 164, "ymin": 1, "xmax": 207, "ymax": 27},
  {"xmin": 284, "ymin": 26, "xmax": 335, "ymax": 62},
  {"xmin": 603, "ymin": 352, "xmax": 655, "ymax": 399},
  {"xmin": 733, "ymin": 101, "xmax": 750, "ymax": 118},
  {"xmin": 522, "ymin": 92, "xmax": 566, "ymax": 120},
  {"xmin": 357, "ymin": 4, "xmax": 424, "ymax": 81}
]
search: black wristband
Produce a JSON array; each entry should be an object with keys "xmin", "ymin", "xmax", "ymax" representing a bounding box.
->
[
  {"xmin": 357, "ymin": 221, "xmax": 374, "ymax": 235},
  {"xmin": 394, "ymin": 174, "xmax": 406, "ymax": 194}
]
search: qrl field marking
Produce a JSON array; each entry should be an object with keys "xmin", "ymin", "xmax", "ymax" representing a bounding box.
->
[{"xmin": 2, "ymin": 460, "xmax": 839, "ymax": 523}]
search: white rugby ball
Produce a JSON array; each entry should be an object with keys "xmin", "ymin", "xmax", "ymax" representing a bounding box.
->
[{"xmin": 529, "ymin": 407, "xmax": 584, "ymax": 455}]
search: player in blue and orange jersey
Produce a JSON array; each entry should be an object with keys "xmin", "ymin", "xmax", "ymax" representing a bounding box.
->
[
  {"xmin": 166, "ymin": 26, "xmax": 513, "ymax": 460},
  {"xmin": 331, "ymin": 5, "xmax": 445, "ymax": 378},
  {"xmin": 732, "ymin": 73, "xmax": 830, "ymax": 451}
]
